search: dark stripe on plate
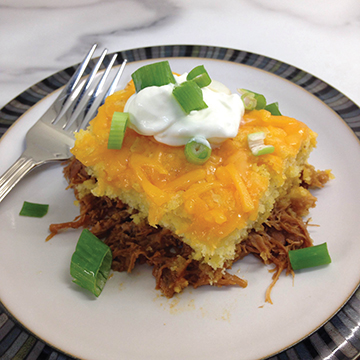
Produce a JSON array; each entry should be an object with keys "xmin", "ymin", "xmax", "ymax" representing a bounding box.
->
[
  {"xmin": 295, "ymin": 339, "xmax": 319, "ymax": 359},
  {"xmin": 284, "ymin": 67, "xmax": 302, "ymax": 81},
  {"xmin": 36, "ymin": 344, "xmax": 57, "ymax": 360},
  {"xmin": 297, "ymin": 75, "xmax": 319, "ymax": 90},
  {"xmin": 26, "ymin": 341, "xmax": 45, "ymax": 360},
  {"xmin": 115, "ymin": 51, "xmax": 125, "ymax": 64},
  {"xmin": 332, "ymin": 314, "xmax": 360, "ymax": 351},
  {"xmin": 0, "ymin": 326, "xmax": 21, "ymax": 355},
  {"xmin": 3, "ymin": 331, "xmax": 29, "ymax": 359},
  {"xmin": 41, "ymin": 78, "xmax": 62, "ymax": 92}
]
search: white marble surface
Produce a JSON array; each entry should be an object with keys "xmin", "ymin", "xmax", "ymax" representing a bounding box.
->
[{"xmin": 0, "ymin": 0, "xmax": 360, "ymax": 111}]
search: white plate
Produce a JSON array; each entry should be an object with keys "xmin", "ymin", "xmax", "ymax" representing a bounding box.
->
[{"xmin": 1, "ymin": 46, "xmax": 360, "ymax": 360}]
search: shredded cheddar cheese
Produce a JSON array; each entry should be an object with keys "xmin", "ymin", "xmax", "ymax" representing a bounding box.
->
[{"xmin": 71, "ymin": 80, "xmax": 317, "ymax": 269}]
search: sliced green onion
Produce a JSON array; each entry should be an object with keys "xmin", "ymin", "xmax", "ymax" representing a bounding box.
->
[
  {"xmin": 173, "ymin": 81, "xmax": 208, "ymax": 114},
  {"xmin": 70, "ymin": 229, "xmax": 112, "ymax": 297},
  {"xmin": 131, "ymin": 61, "xmax": 175, "ymax": 92},
  {"xmin": 265, "ymin": 102, "xmax": 282, "ymax": 116},
  {"xmin": 19, "ymin": 201, "xmax": 49, "ymax": 218},
  {"xmin": 238, "ymin": 89, "xmax": 267, "ymax": 110},
  {"xmin": 247, "ymin": 131, "xmax": 275, "ymax": 156},
  {"xmin": 240, "ymin": 92, "xmax": 257, "ymax": 111},
  {"xmin": 187, "ymin": 65, "xmax": 211, "ymax": 88},
  {"xmin": 253, "ymin": 92, "xmax": 266, "ymax": 110},
  {"xmin": 184, "ymin": 136, "xmax": 212, "ymax": 165},
  {"xmin": 108, "ymin": 112, "xmax": 128, "ymax": 150},
  {"xmin": 289, "ymin": 243, "xmax": 331, "ymax": 270},
  {"xmin": 254, "ymin": 146, "xmax": 275, "ymax": 156}
]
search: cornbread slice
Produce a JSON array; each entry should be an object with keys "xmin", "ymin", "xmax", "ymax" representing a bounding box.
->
[{"xmin": 69, "ymin": 82, "xmax": 320, "ymax": 271}]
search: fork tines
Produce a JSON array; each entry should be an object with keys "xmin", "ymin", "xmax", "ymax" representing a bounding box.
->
[{"xmin": 51, "ymin": 44, "xmax": 127, "ymax": 133}]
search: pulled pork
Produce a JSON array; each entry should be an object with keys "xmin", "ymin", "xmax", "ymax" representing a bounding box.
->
[{"xmin": 49, "ymin": 158, "xmax": 330, "ymax": 302}]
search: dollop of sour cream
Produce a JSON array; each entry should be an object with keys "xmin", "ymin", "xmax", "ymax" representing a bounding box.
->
[{"xmin": 124, "ymin": 73, "xmax": 244, "ymax": 147}]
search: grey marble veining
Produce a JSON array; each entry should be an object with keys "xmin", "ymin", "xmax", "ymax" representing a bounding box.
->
[
  {"xmin": 0, "ymin": 0, "xmax": 359, "ymax": 109},
  {"xmin": 247, "ymin": 0, "xmax": 360, "ymax": 27}
]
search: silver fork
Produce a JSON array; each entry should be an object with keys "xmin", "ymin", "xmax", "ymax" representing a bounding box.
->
[{"xmin": 0, "ymin": 44, "xmax": 127, "ymax": 203}]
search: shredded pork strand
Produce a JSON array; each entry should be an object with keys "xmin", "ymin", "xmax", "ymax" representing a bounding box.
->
[{"xmin": 48, "ymin": 158, "xmax": 330, "ymax": 301}]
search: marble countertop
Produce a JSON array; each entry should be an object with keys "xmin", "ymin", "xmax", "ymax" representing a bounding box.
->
[
  {"xmin": 1, "ymin": 2, "xmax": 360, "ymax": 360},
  {"xmin": 1, "ymin": 0, "xmax": 360, "ymax": 112}
]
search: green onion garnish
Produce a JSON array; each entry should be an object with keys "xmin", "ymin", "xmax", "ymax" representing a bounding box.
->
[
  {"xmin": 238, "ymin": 89, "xmax": 267, "ymax": 111},
  {"xmin": 173, "ymin": 81, "xmax": 208, "ymax": 114},
  {"xmin": 289, "ymin": 243, "xmax": 331, "ymax": 270},
  {"xmin": 131, "ymin": 61, "xmax": 176, "ymax": 92},
  {"xmin": 265, "ymin": 102, "xmax": 282, "ymax": 116},
  {"xmin": 19, "ymin": 201, "xmax": 49, "ymax": 218},
  {"xmin": 240, "ymin": 92, "xmax": 257, "ymax": 111},
  {"xmin": 108, "ymin": 112, "xmax": 128, "ymax": 150},
  {"xmin": 247, "ymin": 131, "xmax": 275, "ymax": 156},
  {"xmin": 238, "ymin": 90, "xmax": 283, "ymax": 115},
  {"xmin": 184, "ymin": 136, "xmax": 212, "ymax": 165},
  {"xmin": 187, "ymin": 65, "xmax": 211, "ymax": 88},
  {"xmin": 70, "ymin": 229, "xmax": 112, "ymax": 297},
  {"xmin": 253, "ymin": 92, "xmax": 266, "ymax": 110}
]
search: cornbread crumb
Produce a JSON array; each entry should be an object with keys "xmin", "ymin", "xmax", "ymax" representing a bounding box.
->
[{"xmin": 71, "ymin": 86, "xmax": 317, "ymax": 270}]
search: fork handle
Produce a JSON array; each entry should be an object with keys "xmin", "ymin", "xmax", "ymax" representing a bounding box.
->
[{"xmin": 0, "ymin": 155, "xmax": 40, "ymax": 203}]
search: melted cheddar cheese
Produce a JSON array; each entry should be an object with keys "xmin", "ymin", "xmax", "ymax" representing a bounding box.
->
[{"xmin": 72, "ymin": 81, "xmax": 317, "ymax": 269}]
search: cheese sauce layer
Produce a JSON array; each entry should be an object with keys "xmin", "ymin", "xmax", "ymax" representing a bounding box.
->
[{"xmin": 72, "ymin": 81, "xmax": 317, "ymax": 269}]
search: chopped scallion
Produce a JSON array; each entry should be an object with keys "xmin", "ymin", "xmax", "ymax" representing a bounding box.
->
[
  {"xmin": 289, "ymin": 243, "xmax": 331, "ymax": 270},
  {"xmin": 247, "ymin": 131, "xmax": 275, "ymax": 156},
  {"xmin": 240, "ymin": 92, "xmax": 257, "ymax": 111},
  {"xmin": 184, "ymin": 136, "xmax": 212, "ymax": 165},
  {"xmin": 70, "ymin": 229, "xmax": 112, "ymax": 297},
  {"xmin": 187, "ymin": 65, "xmax": 211, "ymax": 88},
  {"xmin": 265, "ymin": 102, "xmax": 282, "ymax": 116},
  {"xmin": 173, "ymin": 81, "xmax": 208, "ymax": 114},
  {"xmin": 253, "ymin": 92, "xmax": 266, "ymax": 110},
  {"xmin": 131, "ymin": 61, "xmax": 175, "ymax": 92},
  {"xmin": 255, "ymin": 146, "xmax": 275, "ymax": 156},
  {"xmin": 108, "ymin": 112, "xmax": 128, "ymax": 150},
  {"xmin": 238, "ymin": 89, "xmax": 267, "ymax": 110},
  {"xmin": 19, "ymin": 201, "xmax": 49, "ymax": 218}
]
